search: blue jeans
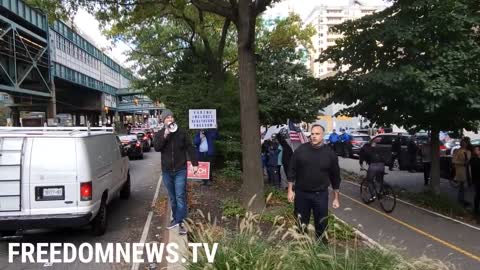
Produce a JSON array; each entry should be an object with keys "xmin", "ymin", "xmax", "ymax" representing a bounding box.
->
[{"xmin": 162, "ymin": 169, "xmax": 187, "ymax": 224}]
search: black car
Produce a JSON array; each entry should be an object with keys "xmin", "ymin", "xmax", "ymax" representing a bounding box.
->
[
  {"xmin": 369, "ymin": 133, "xmax": 419, "ymax": 170},
  {"xmin": 129, "ymin": 130, "xmax": 151, "ymax": 152},
  {"xmin": 350, "ymin": 134, "xmax": 371, "ymax": 157},
  {"xmin": 118, "ymin": 135, "xmax": 144, "ymax": 160}
]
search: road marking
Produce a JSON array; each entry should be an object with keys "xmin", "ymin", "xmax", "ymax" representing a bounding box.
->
[
  {"xmin": 342, "ymin": 180, "xmax": 480, "ymax": 231},
  {"xmin": 339, "ymin": 192, "xmax": 480, "ymax": 263},
  {"xmin": 132, "ymin": 174, "xmax": 163, "ymax": 270},
  {"xmin": 152, "ymin": 174, "xmax": 163, "ymax": 207}
]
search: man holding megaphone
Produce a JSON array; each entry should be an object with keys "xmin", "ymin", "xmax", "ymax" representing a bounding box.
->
[{"xmin": 154, "ymin": 109, "xmax": 198, "ymax": 235}]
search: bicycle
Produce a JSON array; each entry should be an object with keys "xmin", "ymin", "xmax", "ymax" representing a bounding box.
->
[{"xmin": 360, "ymin": 171, "xmax": 397, "ymax": 213}]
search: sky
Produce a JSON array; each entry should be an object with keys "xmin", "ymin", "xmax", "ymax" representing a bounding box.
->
[
  {"xmin": 72, "ymin": 0, "xmax": 389, "ymax": 68},
  {"xmin": 73, "ymin": 9, "xmax": 132, "ymax": 68}
]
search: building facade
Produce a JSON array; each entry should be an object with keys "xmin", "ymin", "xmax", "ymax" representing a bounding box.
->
[
  {"xmin": 0, "ymin": 0, "xmax": 163, "ymax": 127},
  {"xmin": 305, "ymin": 0, "xmax": 387, "ymax": 78}
]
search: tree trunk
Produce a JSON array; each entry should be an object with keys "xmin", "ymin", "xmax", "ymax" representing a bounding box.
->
[
  {"xmin": 236, "ymin": 1, "xmax": 264, "ymax": 211},
  {"xmin": 430, "ymin": 129, "xmax": 441, "ymax": 194}
]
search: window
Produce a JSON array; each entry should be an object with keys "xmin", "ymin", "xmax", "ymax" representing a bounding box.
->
[
  {"xmin": 327, "ymin": 67, "xmax": 334, "ymax": 72},
  {"xmin": 362, "ymin": 9, "xmax": 375, "ymax": 14},
  {"xmin": 327, "ymin": 9, "xmax": 342, "ymax": 14},
  {"xmin": 327, "ymin": 38, "xmax": 336, "ymax": 43},
  {"xmin": 327, "ymin": 17, "xmax": 342, "ymax": 21},
  {"xmin": 378, "ymin": 135, "xmax": 393, "ymax": 145}
]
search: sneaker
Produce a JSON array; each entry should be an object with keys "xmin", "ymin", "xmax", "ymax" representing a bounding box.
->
[
  {"xmin": 167, "ymin": 220, "xmax": 179, "ymax": 230},
  {"xmin": 367, "ymin": 196, "xmax": 376, "ymax": 203},
  {"xmin": 179, "ymin": 224, "xmax": 188, "ymax": 235}
]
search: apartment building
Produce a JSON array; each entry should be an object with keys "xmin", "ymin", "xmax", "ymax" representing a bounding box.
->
[{"xmin": 305, "ymin": 0, "xmax": 387, "ymax": 78}]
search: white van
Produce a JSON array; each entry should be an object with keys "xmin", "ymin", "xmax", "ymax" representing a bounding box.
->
[{"xmin": 0, "ymin": 127, "xmax": 130, "ymax": 236}]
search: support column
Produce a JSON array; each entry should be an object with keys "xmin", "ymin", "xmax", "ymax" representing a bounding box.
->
[
  {"xmin": 10, "ymin": 107, "xmax": 20, "ymax": 127},
  {"xmin": 75, "ymin": 113, "xmax": 81, "ymax": 126}
]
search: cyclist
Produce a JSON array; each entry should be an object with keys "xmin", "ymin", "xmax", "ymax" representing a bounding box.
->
[{"xmin": 359, "ymin": 141, "xmax": 385, "ymax": 202}]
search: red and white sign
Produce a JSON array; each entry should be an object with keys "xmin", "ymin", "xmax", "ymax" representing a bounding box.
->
[{"xmin": 187, "ymin": 161, "xmax": 210, "ymax": 179}]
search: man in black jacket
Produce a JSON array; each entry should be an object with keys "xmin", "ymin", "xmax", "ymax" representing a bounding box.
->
[
  {"xmin": 287, "ymin": 124, "xmax": 341, "ymax": 241},
  {"xmin": 278, "ymin": 130, "xmax": 293, "ymax": 189},
  {"xmin": 359, "ymin": 141, "xmax": 386, "ymax": 201},
  {"xmin": 154, "ymin": 109, "xmax": 198, "ymax": 235}
]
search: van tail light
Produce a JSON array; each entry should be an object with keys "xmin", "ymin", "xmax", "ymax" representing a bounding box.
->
[
  {"xmin": 80, "ymin": 182, "xmax": 92, "ymax": 201},
  {"xmin": 136, "ymin": 142, "xmax": 141, "ymax": 148},
  {"xmin": 144, "ymin": 135, "xmax": 148, "ymax": 140},
  {"xmin": 439, "ymin": 145, "xmax": 446, "ymax": 151}
]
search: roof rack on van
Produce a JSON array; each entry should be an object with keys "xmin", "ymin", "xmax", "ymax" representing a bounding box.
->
[{"xmin": 0, "ymin": 126, "xmax": 114, "ymax": 135}]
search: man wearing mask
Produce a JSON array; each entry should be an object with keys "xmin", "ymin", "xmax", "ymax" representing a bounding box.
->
[
  {"xmin": 154, "ymin": 109, "xmax": 198, "ymax": 235},
  {"xmin": 288, "ymin": 124, "xmax": 341, "ymax": 241},
  {"xmin": 194, "ymin": 129, "xmax": 219, "ymax": 186}
]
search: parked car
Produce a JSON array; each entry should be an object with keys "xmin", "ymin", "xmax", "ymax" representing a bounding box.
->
[
  {"xmin": 0, "ymin": 127, "xmax": 130, "ymax": 237},
  {"xmin": 369, "ymin": 133, "xmax": 417, "ymax": 170},
  {"xmin": 144, "ymin": 128, "xmax": 154, "ymax": 145},
  {"xmin": 323, "ymin": 133, "xmax": 331, "ymax": 144},
  {"xmin": 350, "ymin": 134, "xmax": 371, "ymax": 157},
  {"xmin": 118, "ymin": 135, "xmax": 144, "ymax": 160},
  {"xmin": 129, "ymin": 129, "xmax": 151, "ymax": 152}
]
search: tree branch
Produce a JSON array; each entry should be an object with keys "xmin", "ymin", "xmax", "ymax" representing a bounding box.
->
[
  {"xmin": 191, "ymin": 0, "xmax": 235, "ymax": 20},
  {"xmin": 217, "ymin": 18, "xmax": 231, "ymax": 59},
  {"xmin": 255, "ymin": 0, "xmax": 274, "ymax": 16},
  {"xmin": 222, "ymin": 58, "xmax": 238, "ymax": 72}
]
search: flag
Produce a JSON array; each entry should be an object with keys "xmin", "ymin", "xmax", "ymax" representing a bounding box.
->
[{"xmin": 288, "ymin": 120, "xmax": 308, "ymax": 143}]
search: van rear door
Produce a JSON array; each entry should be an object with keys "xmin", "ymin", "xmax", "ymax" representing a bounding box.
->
[
  {"xmin": 29, "ymin": 138, "xmax": 78, "ymax": 215},
  {"xmin": 0, "ymin": 137, "xmax": 24, "ymax": 213}
]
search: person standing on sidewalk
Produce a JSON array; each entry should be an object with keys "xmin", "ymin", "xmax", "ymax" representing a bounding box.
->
[
  {"xmin": 421, "ymin": 140, "xmax": 432, "ymax": 186},
  {"xmin": 407, "ymin": 136, "xmax": 418, "ymax": 173},
  {"xmin": 389, "ymin": 136, "xmax": 401, "ymax": 171},
  {"xmin": 470, "ymin": 146, "xmax": 480, "ymax": 221},
  {"xmin": 267, "ymin": 135, "xmax": 281, "ymax": 188},
  {"xmin": 329, "ymin": 129, "xmax": 340, "ymax": 154},
  {"xmin": 278, "ymin": 130, "xmax": 293, "ymax": 190},
  {"xmin": 287, "ymin": 124, "xmax": 341, "ymax": 241},
  {"xmin": 452, "ymin": 139, "xmax": 471, "ymax": 207},
  {"xmin": 194, "ymin": 129, "xmax": 219, "ymax": 186},
  {"xmin": 154, "ymin": 109, "xmax": 198, "ymax": 235}
]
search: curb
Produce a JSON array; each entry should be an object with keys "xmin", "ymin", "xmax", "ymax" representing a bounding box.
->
[{"xmin": 332, "ymin": 214, "xmax": 386, "ymax": 251}]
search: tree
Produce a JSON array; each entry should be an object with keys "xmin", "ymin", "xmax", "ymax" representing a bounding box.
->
[
  {"xmin": 175, "ymin": 0, "xmax": 281, "ymax": 210},
  {"xmin": 31, "ymin": 0, "xmax": 282, "ymax": 210},
  {"xmin": 256, "ymin": 14, "xmax": 320, "ymax": 126},
  {"xmin": 319, "ymin": 0, "xmax": 480, "ymax": 193}
]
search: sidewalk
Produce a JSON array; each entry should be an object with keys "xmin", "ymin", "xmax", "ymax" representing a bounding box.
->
[{"xmin": 338, "ymin": 157, "xmax": 475, "ymax": 205}]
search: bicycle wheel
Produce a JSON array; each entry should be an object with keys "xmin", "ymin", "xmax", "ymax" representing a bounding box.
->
[
  {"xmin": 379, "ymin": 184, "xmax": 396, "ymax": 213},
  {"xmin": 360, "ymin": 179, "xmax": 374, "ymax": 204}
]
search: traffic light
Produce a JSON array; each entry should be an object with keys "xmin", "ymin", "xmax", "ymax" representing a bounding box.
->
[
  {"xmin": 104, "ymin": 106, "xmax": 109, "ymax": 114},
  {"xmin": 134, "ymin": 98, "xmax": 139, "ymax": 106}
]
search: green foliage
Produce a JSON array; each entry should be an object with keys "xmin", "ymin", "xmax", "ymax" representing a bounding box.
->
[
  {"xmin": 221, "ymin": 197, "xmax": 246, "ymax": 218},
  {"xmin": 399, "ymin": 190, "xmax": 470, "ymax": 218},
  {"xmin": 218, "ymin": 160, "xmax": 241, "ymax": 181},
  {"xmin": 257, "ymin": 14, "xmax": 321, "ymax": 125},
  {"xmin": 319, "ymin": 0, "xmax": 480, "ymax": 132},
  {"xmin": 187, "ymin": 214, "xmax": 453, "ymax": 270}
]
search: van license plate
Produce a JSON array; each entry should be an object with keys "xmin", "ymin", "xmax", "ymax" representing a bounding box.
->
[
  {"xmin": 35, "ymin": 186, "xmax": 64, "ymax": 201},
  {"xmin": 43, "ymin": 188, "xmax": 63, "ymax": 197}
]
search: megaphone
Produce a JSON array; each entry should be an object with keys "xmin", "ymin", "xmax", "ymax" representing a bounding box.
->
[{"xmin": 168, "ymin": 122, "xmax": 178, "ymax": 133}]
